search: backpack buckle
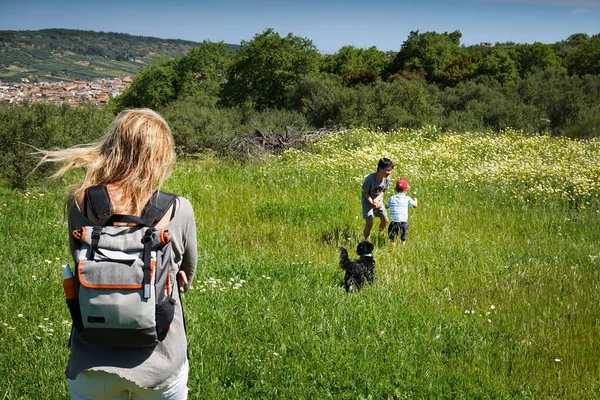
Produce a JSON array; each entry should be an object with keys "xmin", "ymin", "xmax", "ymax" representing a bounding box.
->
[
  {"xmin": 89, "ymin": 226, "xmax": 102, "ymax": 259},
  {"xmin": 142, "ymin": 229, "xmax": 153, "ymax": 299},
  {"xmin": 143, "ymin": 229, "xmax": 152, "ymax": 242}
]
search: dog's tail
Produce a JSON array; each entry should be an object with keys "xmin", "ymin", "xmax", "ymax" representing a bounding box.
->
[{"xmin": 338, "ymin": 246, "xmax": 350, "ymax": 270}]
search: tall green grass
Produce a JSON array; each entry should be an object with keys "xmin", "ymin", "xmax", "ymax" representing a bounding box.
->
[{"xmin": 1, "ymin": 129, "xmax": 599, "ymax": 399}]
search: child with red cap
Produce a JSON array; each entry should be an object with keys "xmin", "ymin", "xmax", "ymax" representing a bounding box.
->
[{"xmin": 385, "ymin": 178, "xmax": 418, "ymax": 246}]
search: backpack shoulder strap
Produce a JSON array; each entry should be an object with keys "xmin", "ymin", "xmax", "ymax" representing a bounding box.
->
[
  {"xmin": 140, "ymin": 191, "xmax": 178, "ymax": 227},
  {"xmin": 84, "ymin": 185, "xmax": 113, "ymax": 226}
]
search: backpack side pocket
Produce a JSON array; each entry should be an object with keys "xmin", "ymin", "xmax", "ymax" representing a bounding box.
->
[{"xmin": 156, "ymin": 297, "xmax": 176, "ymax": 341}]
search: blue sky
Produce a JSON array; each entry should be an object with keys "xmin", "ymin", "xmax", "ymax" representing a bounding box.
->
[{"xmin": 1, "ymin": 0, "xmax": 599, "ymax": 53}]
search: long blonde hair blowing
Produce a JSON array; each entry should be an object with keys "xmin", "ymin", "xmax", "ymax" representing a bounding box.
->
[{"xmin": 40, "ymin": 108, "xmax": 175, "ymax": 214}]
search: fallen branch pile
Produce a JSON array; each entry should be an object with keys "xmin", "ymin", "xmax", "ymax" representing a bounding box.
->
[{"xmin": 229, "ymin": 126, "xmax": 332, "ymax": 161}]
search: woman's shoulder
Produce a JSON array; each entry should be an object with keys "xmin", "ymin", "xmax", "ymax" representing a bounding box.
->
[
  {"xmin": 168, "ymin": 196, "xmax": 195, "ymax": 224},
  {"xmin": 67, "ymin": 200, "xmax": 87, "ymax": 221},
  {"xmin": 174, "ymin": 195, "xmax": 193, "ymax": 212},
  {"xmin": 66, "ymin": 201, "xmax": 93, "ymax": 232}
]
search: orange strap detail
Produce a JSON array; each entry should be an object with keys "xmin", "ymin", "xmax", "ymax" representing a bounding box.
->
[
  {"xmin": 166, "ymin": 271, "xmax": 171, "ymax": 295},
  {"xmin": 159, "ymin": 229, "xmax": 171, "ymax": 245},
  {"xmin": 72, "ymin": 226, "xmax": 88, "ymax": 242}
]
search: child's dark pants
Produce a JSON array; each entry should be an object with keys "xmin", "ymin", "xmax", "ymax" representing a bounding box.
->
[{"xmin": 388, "ymin": 221, "xmax": 408, "ymax": 241}]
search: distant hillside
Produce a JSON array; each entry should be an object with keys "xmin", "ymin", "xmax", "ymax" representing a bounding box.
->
[{"xmin": 0, "ymin": 28, "xmax": 239, "ymax": 83}]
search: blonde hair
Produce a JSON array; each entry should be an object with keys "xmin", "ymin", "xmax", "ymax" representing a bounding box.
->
[{"xmin": 38, "ymin": 108, "xmax": 175, "ymax": 214}]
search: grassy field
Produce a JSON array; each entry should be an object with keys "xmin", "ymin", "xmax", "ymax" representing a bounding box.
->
[{"xmin": 1, "ymin": 127, "xmax": 599, "ymax": 399}]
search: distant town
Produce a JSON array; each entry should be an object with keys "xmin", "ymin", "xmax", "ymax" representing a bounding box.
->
[{"xmin": 0, "ymin": 76, "xmax": 133, "ymax": 105}]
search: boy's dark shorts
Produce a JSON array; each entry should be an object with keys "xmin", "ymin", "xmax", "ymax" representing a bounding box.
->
[{"xmin": 388, "ymin": 221, "xmax": 408, "ymax": 241}]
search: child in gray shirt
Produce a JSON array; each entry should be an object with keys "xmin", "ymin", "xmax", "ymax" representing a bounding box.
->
[{"xmin": 361, "ymin": 158, "xmax": 394, "ymax": 241}]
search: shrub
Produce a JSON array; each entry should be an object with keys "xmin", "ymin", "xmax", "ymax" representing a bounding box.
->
[
  {"xmin": 0, "ymin": 103, "xmax": 113, "ymax": 189},
  {"xmin": 162, "ymin": 96, "xmax": 312, "ymax": 155},
  {"xmin": 290, "ymin": 74, "xmax": 356, "ymax": 128}
]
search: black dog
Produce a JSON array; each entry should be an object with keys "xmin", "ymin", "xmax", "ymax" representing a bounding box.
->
[{"xmin": 339, "ymin": 241, "xmax": 375, "ymax": 292}]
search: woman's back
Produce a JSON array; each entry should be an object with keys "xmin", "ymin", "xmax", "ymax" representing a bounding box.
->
[{"xmin": 38, "ymin": 109, "xmax": 197, "ymax": 398}]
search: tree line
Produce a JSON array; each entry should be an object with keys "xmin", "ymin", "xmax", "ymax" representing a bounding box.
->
[
  {"xmin": 113, "ymin": 29, "xmax": 600, "ymax": 139},
  {"xmin": 1, "ymin": 28, "xmax": 599, "ymax": 188}
]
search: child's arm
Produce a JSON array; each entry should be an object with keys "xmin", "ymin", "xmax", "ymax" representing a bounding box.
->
[
  {"xmin": 363, "ymin": 189, "xmax": 375, "ymax": 206},
  {"xmin": 372, "ymin": 192, "xmax": 384, "ymax": 208},
  {"xmin": 363, "ymin": 189, "xmax": 383, "ymax": 208},
  {"xmin": 412, "ymin": 197, "xmax": 418, "ymax": 208}
]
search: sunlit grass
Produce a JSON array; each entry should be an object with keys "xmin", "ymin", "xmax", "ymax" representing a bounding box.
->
[
  {"xmin": 274, "ymin": 126, "xmax": 600, "ymax": 206},
  {"xmin": 1, "ymin": 128, "xmax": 599, "ymax": 398}
]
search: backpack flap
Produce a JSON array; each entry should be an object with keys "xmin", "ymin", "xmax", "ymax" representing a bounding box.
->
[
  {"xmin": 77, "ymin": 258, "xmax": 155, "ymax": 325},
  {"xmin": 77, "ymin": 256, "xmax": 158, "ymax": 347}
]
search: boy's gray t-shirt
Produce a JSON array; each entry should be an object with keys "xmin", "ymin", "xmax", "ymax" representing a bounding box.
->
[{"xmin": 362, "ymin": 173, "xmax": 390, "ymax": 201}]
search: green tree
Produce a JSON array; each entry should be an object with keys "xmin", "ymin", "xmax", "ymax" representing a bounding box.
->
[
  {"xmin": 515, "ymin": 42, "xmax": 566, "ymax": 76},
  {"xmin": 175, "ymin": 41, "xmax": 234, "ymax": 99},
  {"xmin": 112, "ymin": 41, "xmax": 234, "ymax": 111},
  {"xmin": 477, "ymin": 48, "xmax": 519, "ymax": 83},
  {"xmin": 440, "ymin": 50, "xmax": 482, "ymax": 86},
  {"xmin": 221, "ymin": 28, "xmax": 320, "ymax": 110},
  {"xmin": 438, "ymin": 78, "xmax": 541, "ymax": 132},
  {"xmin": 112, "ymin": 58, "xmax": 178, "ymax": 110},
  {"xmin": 553, "ymin": 33, "xmax": 590, "ymax": 59},
  {"xmin": 321, "ymin": 46, "xmax": 362, "ymax": 75},
  {"xmin": 0, "ymin": 102, "xmax": 113, "ymax": 188},
  {"xmin": 320, "ymin": 45, "xmax": 390, "ymax": 77},
  {"xmin": 391, "ymin": 30, "xmax": 462, "ymax": 83},
  {"xmin": 568, "ymin": 34, "xmax": 600, "ymax": 75}
]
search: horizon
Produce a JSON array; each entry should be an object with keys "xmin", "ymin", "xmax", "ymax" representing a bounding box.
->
[{"xmin": 1, "ymin": 1, "xmax": 599, "ymax": 54}]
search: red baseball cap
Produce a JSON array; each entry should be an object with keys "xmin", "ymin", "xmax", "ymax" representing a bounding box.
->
[{"xmin": 396, "ymin": 178, "xmax": 409, "ymax": 191}]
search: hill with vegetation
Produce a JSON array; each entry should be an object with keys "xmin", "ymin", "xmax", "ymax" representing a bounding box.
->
[{"xmin": 0, "ymin": 28, "xmax": 238, "ymax": 82}]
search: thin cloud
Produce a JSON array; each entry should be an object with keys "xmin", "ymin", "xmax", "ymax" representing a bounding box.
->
[
  {"xmin": 481, "ymin": 0, "xmax": 600, "ymax": 6},
  {"xmin": 572, "ymin": 7, "xmax": 591, "ymax": 14}
]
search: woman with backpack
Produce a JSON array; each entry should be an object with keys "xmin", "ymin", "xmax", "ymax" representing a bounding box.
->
[{"xmin": 38, "ymin": 108, "xmax": 197, "ymax": 399}]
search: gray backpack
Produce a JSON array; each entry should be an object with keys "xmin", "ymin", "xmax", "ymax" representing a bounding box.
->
[{"xmin": 69, "ymin": 185, "xmax": 178, "ymax": 347}]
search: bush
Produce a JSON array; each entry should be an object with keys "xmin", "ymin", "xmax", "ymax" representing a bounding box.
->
[
  {"xmin": 438, "ymin": 79, "xmax": 541, "ymax": 132},
  {"xmin": 162, "ymin": 95, "xmax": 312, "ymax": 155},
  {"xmin": 371, "ymin": 79, "xmax": 442, "ymax": 130},
  {"xmin": 563, "ymin": 107, "xmax": 600, "ymax": 139},
  {"xmin": 0, "ymin": 103, "xmax": 113, "ymax": 189},
  {"xmin": 290, "ymin": 74, "xmax": 356, "ymax": 128},
  {"xmin": 161, "ymin": 97, "xmax": 246, "ymax": 154}
]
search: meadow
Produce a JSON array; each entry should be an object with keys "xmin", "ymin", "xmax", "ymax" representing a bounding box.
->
[{"xmin": 1, "ymin": 127, "xmax": 599, "ymax": 399}]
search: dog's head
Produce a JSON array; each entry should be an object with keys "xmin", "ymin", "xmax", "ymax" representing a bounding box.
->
[{"xmin": 356, "ymin": 241, "xmax": 374, "ymax": 256}]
